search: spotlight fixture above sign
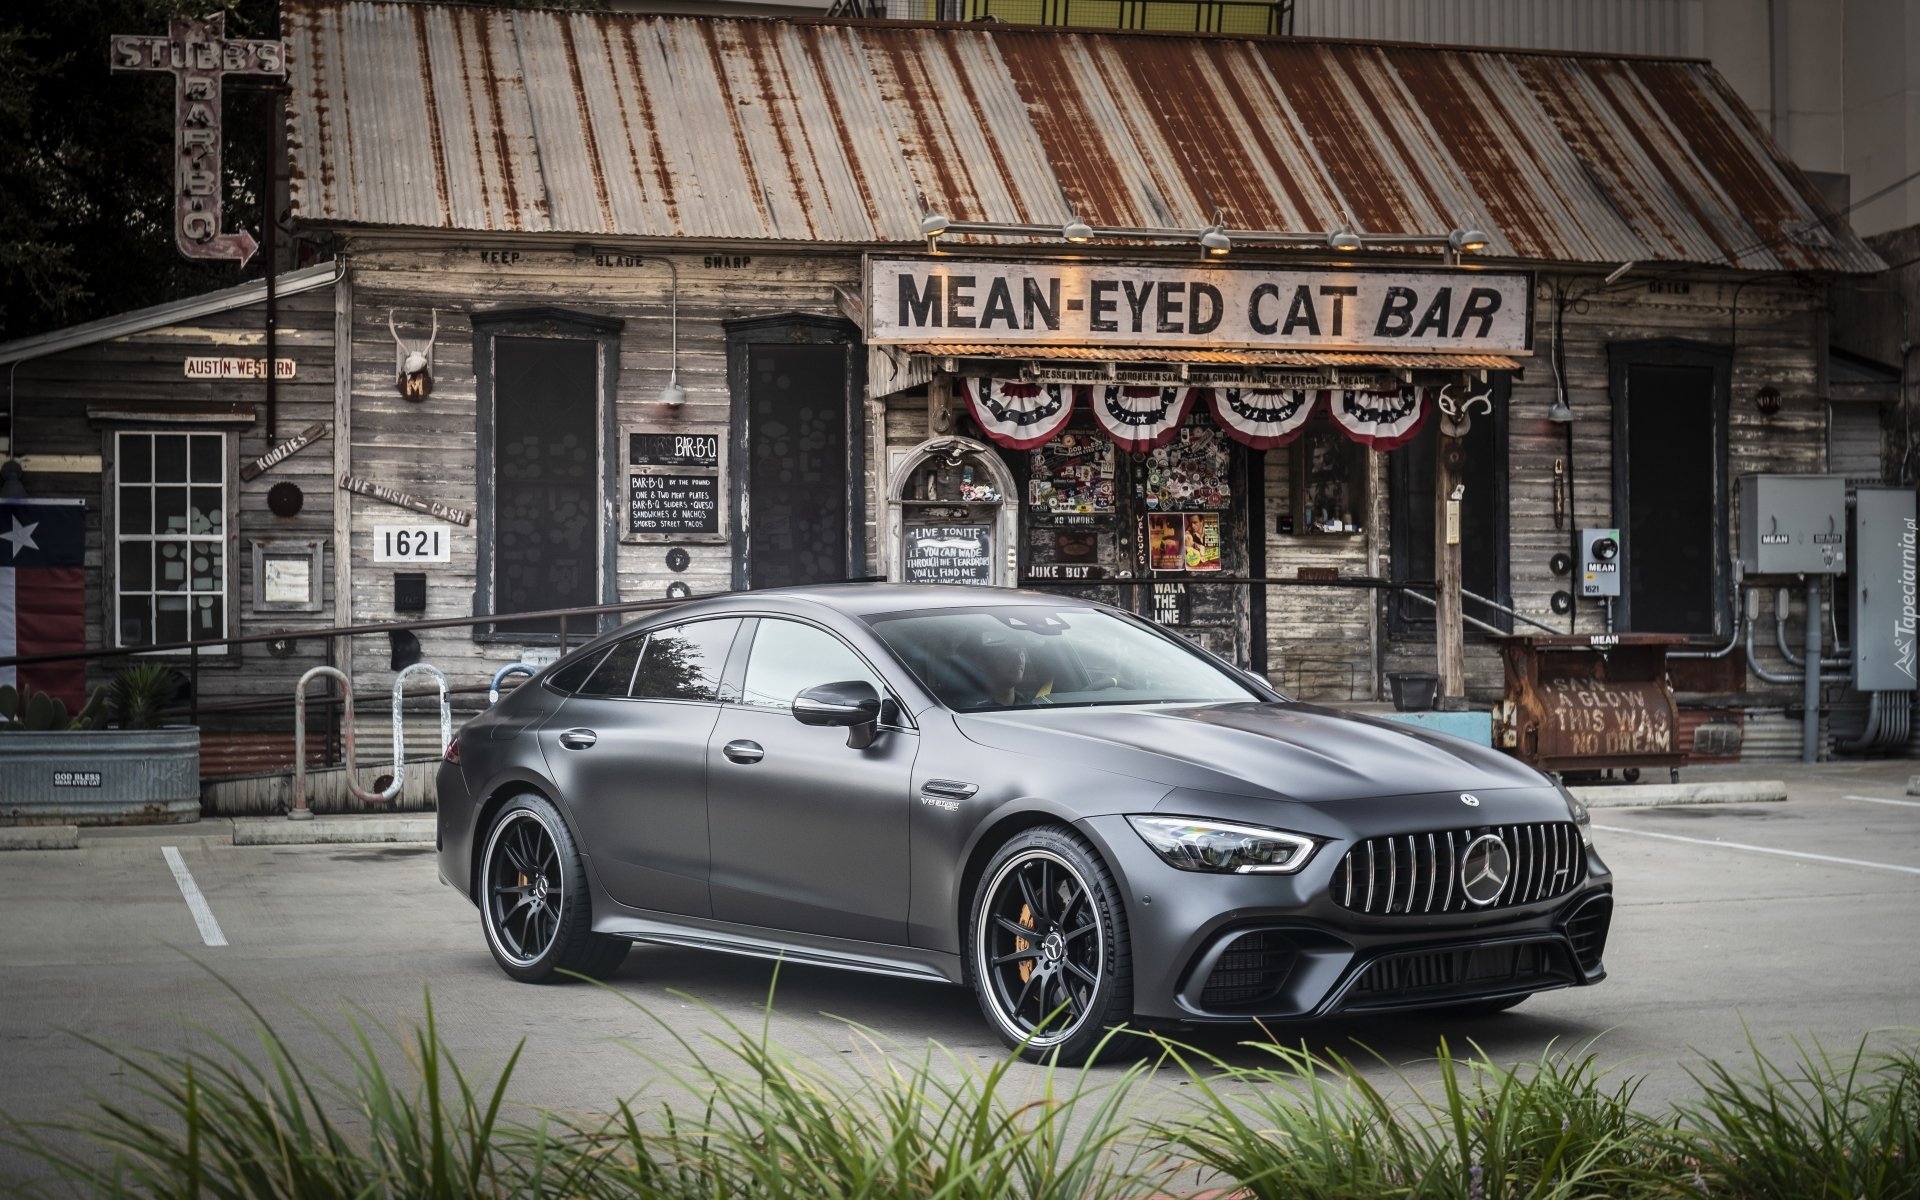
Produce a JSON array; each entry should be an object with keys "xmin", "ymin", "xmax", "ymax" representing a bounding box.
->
[{"xmin": 912, "ymin": 214, "xmax": 1494, "ymax": 262}]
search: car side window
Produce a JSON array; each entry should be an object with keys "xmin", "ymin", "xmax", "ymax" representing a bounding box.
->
[
  {"xmin": 740, "ymin": 619, "xmax": 885, "ymax": 710},
  {"xmin": 632, "ymin": 619, "xmax": 739, "ymax": 702},
  {"xmin": 577, "ymin": 636, "xmax": 644, "ymax": 698},
  {"xmin": 544, "ymin": 645, "xmax": 609, "ymax": 694}
]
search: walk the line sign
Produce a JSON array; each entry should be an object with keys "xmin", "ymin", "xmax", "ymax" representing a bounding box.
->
[
  {"xmin": 110, "ymin": 14, "xmax": 286, "ymax": 265},
  {"xmin": 865, "ymin": 257, "xmax": 1534, "ymax": 355}
]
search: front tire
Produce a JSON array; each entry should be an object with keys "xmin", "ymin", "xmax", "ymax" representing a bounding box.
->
[
  {"xmin": 478, "ymin": 794, "xmax": 628, "ymax": 983},
  {"xmin": 966, "ymin": 826, "xmax": 1132, "ymax": 1065}
]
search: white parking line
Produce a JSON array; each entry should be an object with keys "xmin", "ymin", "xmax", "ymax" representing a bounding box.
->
[
  {"xmin": 1842, "ymin": 794, "xmax": 1920, "ymax": 809},
  {"xmin": 1593, "ymin": 824, "xmax": 1920, "ymax": 876},
  {"xmin": 161, "ymin": 846, "xmax": 229, "ymax": 947}
]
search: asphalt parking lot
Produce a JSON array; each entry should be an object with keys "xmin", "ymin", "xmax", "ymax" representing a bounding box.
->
[{"xmin": 3, "ymin": 759, "xmax": 1918, "ymax": 1183}]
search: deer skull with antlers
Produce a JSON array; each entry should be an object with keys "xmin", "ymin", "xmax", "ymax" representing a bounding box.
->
[
  {"xmin": 390, "ymin": 308, "xmax": 437, "ymax": 400},
  {"xmin": 1435, "ymin": 382, "xmax": 1494, "ymax": 438}
]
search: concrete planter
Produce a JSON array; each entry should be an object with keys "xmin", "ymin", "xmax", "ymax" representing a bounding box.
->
[{"xmin": 0, "ymin": 727, "xmax": 200, "ymax": 826}]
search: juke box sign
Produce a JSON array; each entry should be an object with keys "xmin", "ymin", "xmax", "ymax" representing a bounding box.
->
[{"xmin": 866, "ymin": 258, "xmax": 1534, "ymax": 355}]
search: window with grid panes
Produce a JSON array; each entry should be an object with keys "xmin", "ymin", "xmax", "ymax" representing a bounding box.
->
[{"xmin": 115, "ymin": 430, "xmax": 228, "ymax": 651}]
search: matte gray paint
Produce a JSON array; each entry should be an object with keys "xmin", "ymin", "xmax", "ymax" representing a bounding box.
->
[{"xmin": 438, "ymin": 584, "xmax": 1611, "ymax": 1024}]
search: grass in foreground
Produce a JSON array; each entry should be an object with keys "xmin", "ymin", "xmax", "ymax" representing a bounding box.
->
[{"xmin": 4, "ymin": 973, "xmax": 1917, "ymax": 1199}]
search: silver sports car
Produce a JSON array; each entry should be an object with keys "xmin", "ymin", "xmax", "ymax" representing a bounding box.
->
[{"xmin": 436, "ymin": 584, "xmax": 1611, "ymax": 1064}]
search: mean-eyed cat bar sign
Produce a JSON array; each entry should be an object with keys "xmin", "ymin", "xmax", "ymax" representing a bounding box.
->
[{"xmin": 866, "ymin": 258, "xmax": 1533, "ymax": 355}]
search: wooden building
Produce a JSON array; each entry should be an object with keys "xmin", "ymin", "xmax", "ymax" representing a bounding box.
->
[{"xmin": 0, "ymin": 1, "xmax": 1893, "ymax": 782}]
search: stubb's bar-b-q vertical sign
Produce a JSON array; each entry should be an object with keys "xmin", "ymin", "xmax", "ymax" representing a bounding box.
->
[{"xmin": 110, "ymin": 14, "xmax": 286, "ymax": 265}]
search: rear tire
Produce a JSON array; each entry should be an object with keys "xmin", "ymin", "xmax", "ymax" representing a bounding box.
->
[
  {"xmin": 478, "ymin": 794, "xmax": 629, "ymax": 983},
  {"xmin": 966, "ymin": 826, "xmax": 1132, "ymax": 1065}
]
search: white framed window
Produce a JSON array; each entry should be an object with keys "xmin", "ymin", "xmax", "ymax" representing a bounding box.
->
[{"xmin": 114, "ymin": 430, "xmax": 230, "ymax": 651}]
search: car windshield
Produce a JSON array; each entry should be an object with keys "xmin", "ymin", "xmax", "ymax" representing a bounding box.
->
[{"xmin": 865, "ymin": 605, "xmax": 1262, "ymax": 712}]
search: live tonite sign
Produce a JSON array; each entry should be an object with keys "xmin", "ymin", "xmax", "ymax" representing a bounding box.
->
[
  {"xmin": 866, "ymin": 258, "xmax": 1534, "ymax": 354},
  {"xmin": 111, "ymin": 14, "xmax": 285, "ymax": 265}
]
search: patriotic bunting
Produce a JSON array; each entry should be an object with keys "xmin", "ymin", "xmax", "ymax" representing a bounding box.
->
[
  {"xmin": 1091, "ymin": 385, "xmax": 1193, "ymax": 452},
  {"xmin": 1204, "ymin": 387, "xmax": 1318, "ymax": 449},
  {"xmin": 962, "ymin": 379, "xmax": 1078, "ymax": 449},
  {"xmin": 1327, "ymin": 387, "xmax": 1430, "ymax": 450}
]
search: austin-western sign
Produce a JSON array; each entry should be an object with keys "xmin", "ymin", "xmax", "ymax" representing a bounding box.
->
[
  {"xmin": 110, "ymin": 14, "xmax": 285, "ymax": 265},
  {"xmin": 866, "ymin": 259, "xmax": 1533, "ymax": 354}
]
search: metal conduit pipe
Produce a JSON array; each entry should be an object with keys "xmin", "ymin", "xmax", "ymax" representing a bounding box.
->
[
  {"xmin": 1773, "ymin": 586, "xmax": 1849, "ymax": 668},
  {"xmin": 1745, "ymin": 617, "xmax": 1850, "ymax": 686},
  {"xmin": 1669, "ymin": 587, "xmax": 1745, "ymax": 659}
]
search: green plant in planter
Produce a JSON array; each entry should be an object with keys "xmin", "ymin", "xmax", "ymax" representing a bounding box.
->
[
  {"xmin": 0, "ymin": 683, "xmax": 109, "ymax": 731},
  {"xmin": 109, "ymin": 664, "xmax": 183, "ymax": 729}
]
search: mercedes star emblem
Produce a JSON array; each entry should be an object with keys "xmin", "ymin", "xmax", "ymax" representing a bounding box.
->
[
  {"xmin": 1460, "ymin": 834, "xmax": 1512, "ymax": 906},
  {"xmin": 1460, "ymin": 793, "xmax": 1481, "ymax": 806}
]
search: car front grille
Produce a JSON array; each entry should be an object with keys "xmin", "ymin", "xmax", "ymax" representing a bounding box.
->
[
  {"xmin": 1199, "ymin": 931, "xmax": 1296, "ymax": 1009},
  {"xmin": 1329, "ymin": 823, "xmax": 1586, "ymax": 915}
]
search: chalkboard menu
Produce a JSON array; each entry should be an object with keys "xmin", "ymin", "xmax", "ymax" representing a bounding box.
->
[
  {"xmin": 904, "ymin": 525, "xmax": 994, "ymax": 585},
  {"xmin": 630, "ymin": 473, "xmax": 720, "ymax": 536},
  {"xmin": 623, "ymin": 423, "xmax": 727, "ymax": 543}
]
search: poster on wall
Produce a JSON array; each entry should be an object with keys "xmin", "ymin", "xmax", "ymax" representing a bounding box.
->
[
  {"xmin": 1148, "ymin": 512, "xmax": 1222, "ymax": 573},
  {"xmin": 1146, "ymin": 425, "xmax": 1232, "ymax": 511}
]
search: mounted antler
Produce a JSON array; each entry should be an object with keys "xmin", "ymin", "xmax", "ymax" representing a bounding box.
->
[{"xmin": 389, "ymin": 308, "xmax": 437, "ymax": 399}]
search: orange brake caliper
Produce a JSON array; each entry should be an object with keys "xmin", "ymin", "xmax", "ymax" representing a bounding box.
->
[{"xmin": 1016, "ymin": 903, "xmax": 1036, "ymax": 983}]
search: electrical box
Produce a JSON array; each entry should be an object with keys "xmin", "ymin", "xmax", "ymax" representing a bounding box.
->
[
  {"xmin": 1738, "ymin": 474, "xmax": 1846, "ymax": 574},
  {"xmin": 1577, "ymin": 528, "xmax": 1621, "ymax": 598},
  {"xmin": 1850, "ymin": 487, "xmax": 1917, "ymax": 692}
]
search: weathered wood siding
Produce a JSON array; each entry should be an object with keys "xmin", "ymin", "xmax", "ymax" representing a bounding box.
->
[
  {"xmin": 8, "ymin": 283, "xmax": 340, "ymax": 722},
  {"xmin": 1380, "ymin": 273, "xmax": 1829, "ymax": 704},
  {"xmin": 337, "ymin": 242, "xmax": 864, "ymax": 751}
]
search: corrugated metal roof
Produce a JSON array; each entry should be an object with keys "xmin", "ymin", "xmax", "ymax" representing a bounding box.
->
[
  {"xmin": 903, "ymin": 344, "xmax": 1522, "ymax": 370},
  {"xmin": 283, "ymin": 2, "xmax": 1882, "ymax": 273}
]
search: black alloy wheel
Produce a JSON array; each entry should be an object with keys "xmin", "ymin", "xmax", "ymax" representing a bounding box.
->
[
  {"xmin": 479, "ymin": 794, "xmax": 628, "ymax": 983},
  {"xmin": 968, "ymin": 827, "xmax": 1132, "ymax": 1065}
]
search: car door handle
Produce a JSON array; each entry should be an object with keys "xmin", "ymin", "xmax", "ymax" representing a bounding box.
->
[
  {"xmin": 722, "ymin": 739, "xmax": 764, "ymax": 764},
  {"xmin": 557, "ymin": 728, "xmax": 597, "ymax": 750}
]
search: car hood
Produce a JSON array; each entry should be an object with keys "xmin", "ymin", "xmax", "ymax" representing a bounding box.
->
[{"xmin": 954, "ymin": 701, "xmax": 1545, "ymax": 802}]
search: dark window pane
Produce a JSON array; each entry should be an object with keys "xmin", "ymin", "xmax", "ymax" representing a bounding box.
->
[
  {"xmin": 120, "ymin": 597, "xmax": 152, "ymax": 646},
  {"xmin": 579, "ymin": 636, "xmax": 644, "ymax": 697},
  {"xmin": 493, "ymin": 335, "xmax": 600, "ymax": 634},
  {"xmin": 1625, "ymin": 364, "xmax": 1717, "ymax": 634},
  {"xmin": 190, "ymin": 435, "xmax": 222, "ymax": 483},
  {"xmin": 742, "ymin": 619, "xmax": 880, "ymax": 709},
  {"xmin": 154, "ymin": 435, "xmax": 188, "ymax": 483},
  {"xmin": 120, "ymin": 486, "xmax": 152, "ymax": 536},
  {"xmin": 634, "ymin": 619, "xmax": 739, "ymax": 701},
  {"xmin": 546, "ymin": 646, "xmax": 609, "ymax": 694},
  {"xmin": 191, "ymin": 487, "xmax": 222, "ymax": 533},
  {"xmin": 156, "ymin": 487, "xmax": 188, "ymax": 534},
  {"xmin": 121, "ymin": 434, "xmax": 152, "ymax": 484},
  {"xmin": 156, "ymin": 595, "xmax": 189, "ymax": 644},
  {"xmin": 119, "ymin": 542, "xmax": 152, "ymax": 591},
  {"xmin": 190, "ymin": 543, "xmax": 221, "ymax": 592}
]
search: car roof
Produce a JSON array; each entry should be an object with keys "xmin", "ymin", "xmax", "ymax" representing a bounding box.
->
[{"xmin": 746, "ymin": 582, "xmax": 1079, "ymax": 618}]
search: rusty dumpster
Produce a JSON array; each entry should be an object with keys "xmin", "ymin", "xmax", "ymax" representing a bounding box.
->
[{"xmin": 1492, "ymin": 634, "xmax": 1686, "ymax": 774}]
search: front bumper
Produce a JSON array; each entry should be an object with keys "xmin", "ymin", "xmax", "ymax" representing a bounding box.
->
[{"xmin": 1076, "ymin": 813, "xmax": 1613, "ymax": 1024}]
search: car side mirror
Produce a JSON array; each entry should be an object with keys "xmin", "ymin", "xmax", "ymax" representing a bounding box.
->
[{"xmin": 792, "ymin": 680, "xmax": 884, "ymax": 749}]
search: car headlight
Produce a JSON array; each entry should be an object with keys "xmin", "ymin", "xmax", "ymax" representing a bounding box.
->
[
  {"xmin": 1126, "ymin": 815, "xmax": 1318, "ymax": 874},
  {"xmin": 1557, "ymin": 781, "xmax": 1594, "ymax": 847}
]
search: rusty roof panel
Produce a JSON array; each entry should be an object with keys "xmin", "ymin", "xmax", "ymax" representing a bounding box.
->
[{"xmin": 282, "ymin": 1, "xmax": 1883, "ymax": 273}]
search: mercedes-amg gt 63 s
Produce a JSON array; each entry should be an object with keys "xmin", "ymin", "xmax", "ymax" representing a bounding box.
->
[{"xmin": 437, "ymin": 584, "xmax": 1612, "ymax": 1063}]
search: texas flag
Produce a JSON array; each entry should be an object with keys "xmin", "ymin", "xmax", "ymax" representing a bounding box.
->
[{"xmin": 0, "ymin": 499, "xmax": 87, "ymax": 709}]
